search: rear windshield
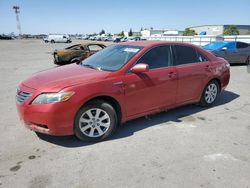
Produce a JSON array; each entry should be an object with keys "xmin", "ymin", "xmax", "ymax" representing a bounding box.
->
[
  {"xmin": 81, "ymin": 45, "xmax": 143, "ymax": 71},
  {"xmin": 202, "ymin": 42, "xmax": 234, "ymax": 50}
]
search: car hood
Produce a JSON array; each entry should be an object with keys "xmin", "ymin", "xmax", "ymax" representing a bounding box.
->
[{"xmin": 21, "ymin": 64, "xmax": 111, "ymax": 92}]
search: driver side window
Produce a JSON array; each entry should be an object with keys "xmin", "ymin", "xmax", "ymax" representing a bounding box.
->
[{"xmin": 137, "ymin": 45, "xmax": 171, "ymax": 69}]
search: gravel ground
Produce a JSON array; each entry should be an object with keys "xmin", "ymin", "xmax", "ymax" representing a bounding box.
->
[{"xmin": 0, "ymin": 39, "xmax": 250, "ymax": 188}]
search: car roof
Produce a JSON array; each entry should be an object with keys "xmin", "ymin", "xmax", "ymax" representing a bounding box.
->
[{"xmin": 121, "ymin": 41, "xmax": 199, "ymax": 48}]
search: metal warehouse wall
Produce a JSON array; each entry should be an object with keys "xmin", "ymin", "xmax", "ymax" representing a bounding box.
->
[{"xmin": 189, "ymin": 25, "xmax": 224, "ymax": 35}]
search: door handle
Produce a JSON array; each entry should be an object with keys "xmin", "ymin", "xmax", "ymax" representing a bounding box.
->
[
  {"xmin": 113, "ymin": 81, "xmax": 124, "ymax": 86},
  {"xmin": 168, "ymin": 72, "xmax": 177, "ymax": 78}
]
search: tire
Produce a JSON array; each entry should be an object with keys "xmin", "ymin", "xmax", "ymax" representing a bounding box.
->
[
  {"xmin": 74, "ymin": 100, "xmax": 118, "ymax": 142},
  {"xmin": 51, "ymin": 40, "xmax": 55, "ymax": 43},
  {"xmin": 200, "ymin": 80, "xmax": 219, "ymax": 107},
  {"xmin": 44, "ymin": 40, "xmax": 48, "ymax": 43}
]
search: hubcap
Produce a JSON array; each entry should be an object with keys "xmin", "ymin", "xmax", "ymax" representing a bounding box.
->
[
  {"xmin": 79, "ymin": 108, "xmax": 110, "ymax": 138},
  {"xmin": 205, "ymin": 83, "xmax": 218, "ymax": 104}
]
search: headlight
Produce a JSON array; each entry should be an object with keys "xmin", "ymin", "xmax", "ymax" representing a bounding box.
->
[{"xmin": 32, "ymin": 91, "xmax": 74, "ymax": 104}]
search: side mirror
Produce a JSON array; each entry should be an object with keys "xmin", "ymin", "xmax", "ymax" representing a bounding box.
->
[
  {"xmin": 131, "ymin": 63, "xmax": 149, "ymax": 74},
  {"xmin": 221, "ymin": 47, "xmax": 227, "ymax": 51}
]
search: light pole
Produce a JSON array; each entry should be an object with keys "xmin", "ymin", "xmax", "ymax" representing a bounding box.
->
[{"xmin": 13, "ymin": 6, "xmax": 22, "ymax": 38}]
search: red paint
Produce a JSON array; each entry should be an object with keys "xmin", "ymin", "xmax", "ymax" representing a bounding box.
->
[{"xmin": 16, "ymin": 41, "xmax": 230, "ymax": 136}]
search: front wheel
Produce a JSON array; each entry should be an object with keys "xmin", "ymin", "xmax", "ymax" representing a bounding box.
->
[
  {"xmin": 200, "ymin": 80, "xmax": 219, "ymax": 107},
  {"xmin": 74, "ymin": 100, "xmax": 118, "ymax": 142}
]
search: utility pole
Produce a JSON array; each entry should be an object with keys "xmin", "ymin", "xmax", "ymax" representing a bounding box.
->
[{"xmin": 13, "ymin": 6, "xmax": 22, "ymax": 38}]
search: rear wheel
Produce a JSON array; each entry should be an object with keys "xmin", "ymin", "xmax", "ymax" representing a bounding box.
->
[
  {"xmin": 74, "ymin": 100, "xmax": 118, "ymax": 142},
  {"xmin": 200, "ymin": 80, "xmax": 219, "ymax": 107},
  {"xmin": 51, "ymin": 40, "xmax": 55, "ymax": 43}
]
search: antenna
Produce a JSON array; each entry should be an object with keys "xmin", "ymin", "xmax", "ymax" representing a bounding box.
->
[{"xmin": 13, "ymin": 6, "xmax": 22, "ymax": 38}]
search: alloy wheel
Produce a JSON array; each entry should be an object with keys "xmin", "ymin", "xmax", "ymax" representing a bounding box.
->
[
  {"xmin": 205, "ymin": 83, "xmax": 218, "ymax": 104},
  {"xmin": 78, "ymin": 108, "xmax": 111, "ymax": 138}
]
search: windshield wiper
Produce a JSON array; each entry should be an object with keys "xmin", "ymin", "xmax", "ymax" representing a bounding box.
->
[
  {"xmin": 82, "ymin": 64, "xmax": 97, "ymax": 70},
  {"xmin": 81, "ymin": 63, "xmax": 114, "ymax": 72}
]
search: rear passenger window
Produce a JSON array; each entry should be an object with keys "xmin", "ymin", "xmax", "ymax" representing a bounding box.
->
[
  {"xmin": 137, "ymin": 45, "xmax": 171, "ymax": 69},
  {"xmin": 236, "ymin": 42, "xmax": 249, "ymax": 49},
  {"xmin": 197, "ymin": 52, "xmax": 208, "ymax": 62},
  {"xmin": 174, "ymin": 45, "xmax": 199, "ymax": 65}
]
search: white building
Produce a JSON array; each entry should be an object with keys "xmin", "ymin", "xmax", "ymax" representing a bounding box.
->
[
  {"xmin": 189, "ymin": 25, "xmax": 250, "ymax": 35},
  {"xmin": 141, "ymin": 29, "xmax": 183, "ymax": 37}
]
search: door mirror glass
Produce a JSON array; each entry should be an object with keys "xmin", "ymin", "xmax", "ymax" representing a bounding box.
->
[{"xmin": 131, "ymin": 63, "xmax": 149, "ymax": 73}]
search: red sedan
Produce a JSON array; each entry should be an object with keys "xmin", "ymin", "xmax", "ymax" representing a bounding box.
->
[{"xmin": 16, "ymin": 41, "xmax": 230, "ymax": 141}]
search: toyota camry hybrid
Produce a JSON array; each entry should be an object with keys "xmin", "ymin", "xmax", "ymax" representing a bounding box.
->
[{"xmin": 16, "ymin": 41, "xmax": 230, "ymax": 141}]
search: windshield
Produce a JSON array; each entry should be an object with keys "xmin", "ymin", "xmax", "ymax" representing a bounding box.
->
[
  {"xmin": 202, "ymin": 42, "xmax": 228, "ymax": 50},
  {"xmin": 81, "ymin": 45, "xmax": 143, "ymax": 71}
]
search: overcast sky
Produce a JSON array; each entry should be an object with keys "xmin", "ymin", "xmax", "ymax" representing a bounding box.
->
[{"xmin": 0, "ymin": 0, "xmax": 250, "ymax": 35}]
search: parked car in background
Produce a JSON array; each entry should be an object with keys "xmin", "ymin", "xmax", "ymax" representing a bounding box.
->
[
  {"xmin": 16, "ymin": 41, "xmax": 230, "ymax": 142},
  {"xmin": 76, "ymin": 35, "xmax": 89, "ymax": 40},
  {"xmin": 53, "ymin": 43, "xmax": 106, "ymax": 65},
  {"xmin": 44, "ymin": 34, "xmax": 71, "ymax": 43},
  {"xmin": 113, "ymin": 37, "xmax": 121, "ymax": 43},
  {"xmin": 202, "ymin": 41, "xmax": 250, "ymax": 64},
  {"xmin": 0, "ymin": 34, "xmax": 13, "ymax": 40},
  {"xmin": 120, "ymin": 37, "xmax": 128, "ymax": 42},
  {"xmin": 103, "ymin": 36, "xmax": 114, "ymax": 41},
  {"xmin": 89, "ymin": 36, "xmax": 97, "ymax": 40},
  {"xmin": 120, "ymin": 36, "xmax": 141, "ymax": 42}
]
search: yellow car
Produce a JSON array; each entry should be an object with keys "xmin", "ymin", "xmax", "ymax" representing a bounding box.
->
[{"xmin": 53, "ymin": 43, "xmax": 106, "ymax": 65}]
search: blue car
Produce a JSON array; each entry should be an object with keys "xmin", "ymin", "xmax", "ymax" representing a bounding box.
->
[{"xmin": 202, "ymin": 41, "xmax": 250, "ymax": 64}]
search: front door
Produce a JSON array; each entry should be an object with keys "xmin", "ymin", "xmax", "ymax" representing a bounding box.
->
[{"xmin": 124, "ymin": 45, "xmax": 177, "ymax": 117}]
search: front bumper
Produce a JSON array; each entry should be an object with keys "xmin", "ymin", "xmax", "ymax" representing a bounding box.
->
[{"xmin": 16, "ymin": 85, "xmax": 76, "ymax": 136}]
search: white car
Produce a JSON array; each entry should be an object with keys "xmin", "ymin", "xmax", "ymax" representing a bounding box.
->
[{"xmin": 44, "ymin": 34, "xmax": 71, "ymax": 43}]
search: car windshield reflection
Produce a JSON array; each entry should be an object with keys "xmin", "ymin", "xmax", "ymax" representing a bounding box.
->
[{"xmin": 81, "ymin": 45, "xmax": 143, "ymax": 71}]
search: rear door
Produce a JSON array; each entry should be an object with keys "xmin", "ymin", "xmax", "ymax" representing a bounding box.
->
[
  {"xmin": 173, "ymin": 45, "xmax": 211, "ymax": 104},
  {"xmin": 235, "ymin": 42, "xmax": 250, "ymax": 63},
  {"xmin": 220, "ymin": 42, "xmax": 238, "ymax": 63},
  {"xmin": 124, "ymin": 45, "xmax": 177, "ymax": 117}
]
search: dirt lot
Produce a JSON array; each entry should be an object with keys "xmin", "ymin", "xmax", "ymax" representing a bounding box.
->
[{"xmin": 0, "ymin": 39, "xmax": 250, "ymax": 188}]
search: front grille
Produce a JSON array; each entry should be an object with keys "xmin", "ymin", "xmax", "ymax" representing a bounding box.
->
[{"xmin": 16, "ymin": 91, "xmax": 32, "ymax": 104}]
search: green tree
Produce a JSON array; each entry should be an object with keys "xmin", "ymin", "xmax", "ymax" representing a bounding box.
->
[
  {"xmin": 183, "ymin": 28, "xmax": 196, "ymax": 36},
  {"xmin": 223, "ymin": 25, "xmax": 239, "ymax": 35},
  {"xmin": 129, "ymin": 28, "xmax": 133, "ymax": 36},
  {"xmin": 99, "ymin": 29, "xmax": 105, "ymax": 35},
  {"xmin": 118, "ymin": 31, "xmax": 125, "ymax": 37}
]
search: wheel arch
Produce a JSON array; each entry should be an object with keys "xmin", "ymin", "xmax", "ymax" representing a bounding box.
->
[
  {"xmin": 79, "ymin": 95, "xmax": 123, "ymax": 125},
  {"xmin": 206, "ymin": 77, "xmax": 221, "ymax": 93}
]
